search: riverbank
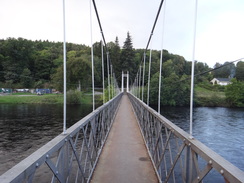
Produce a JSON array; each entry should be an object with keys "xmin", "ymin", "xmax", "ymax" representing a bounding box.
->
[
  {"xmin": 0, "ymin": 93, "xmax": 101, "ymax": 105},
  {"xmin": 194, "ymin": 86, "xmax": 229, "ymax": 107}
]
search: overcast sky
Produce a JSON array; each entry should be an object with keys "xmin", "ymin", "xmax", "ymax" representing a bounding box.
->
[{"xmin": 0, "ymin": 0, "xmax": 244, "ymax": 67}]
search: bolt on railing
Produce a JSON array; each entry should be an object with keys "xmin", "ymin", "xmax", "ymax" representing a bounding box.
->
[{"xmin": 128, "ymin": 93, "xmax": 244, "ymax": 183}]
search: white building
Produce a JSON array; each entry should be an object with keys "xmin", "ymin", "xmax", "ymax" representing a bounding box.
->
[{"xmin": 210, "ymin": 78, "xmax": 231, "ymax": 86}]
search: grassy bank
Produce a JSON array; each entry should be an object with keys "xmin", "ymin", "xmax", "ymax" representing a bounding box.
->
[
  {"xmin": 0, "ymin": 93, "xmax": 99, "ymax": 105},
  {"xmin": 195, "ymin": 86, "xmax": 228, "ymax": 107}
]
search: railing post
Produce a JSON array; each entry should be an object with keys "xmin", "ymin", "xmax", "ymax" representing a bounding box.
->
[
  {"xmin": 185, "ymin": 147, "xmax": 197, "ymax": 183},
  {"xmin": 127, "ymin": 71, "xmax": 129, "ymax": 93},
  {"xmin": 121, "ymin": 71, "xmax": 124, "ymax": 92},
  {"xmin": 62, "ymin": 141, "xmax": 69, "ymax": 182}
]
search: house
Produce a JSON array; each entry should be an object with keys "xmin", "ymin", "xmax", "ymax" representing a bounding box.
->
[{"xmin": 210, "ymin": 78, "xmax": 231, "ymax": 86}]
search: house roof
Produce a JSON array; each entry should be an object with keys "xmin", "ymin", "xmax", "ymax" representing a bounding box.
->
[{"xmin": 215, "ymin": 78, "xmax": 230, "ymax": 82}]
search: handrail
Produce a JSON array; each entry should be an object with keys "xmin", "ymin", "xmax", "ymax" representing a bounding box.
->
[
  {"xmin": 0, "ymin": 93, "xmax": 123, "ymax": 183},
  {"xmin": 128, "ymin": 92, "xmax": 244, "ymax": 183}
]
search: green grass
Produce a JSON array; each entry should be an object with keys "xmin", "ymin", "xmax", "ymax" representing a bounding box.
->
[
  {"xmin": 195, "ymin": 86, "xmax": 227, "ymax": 107},
  {"xmin": 195, "ymin": 86, "xmax": 225, "ymax": 98},
  {"xmin": 0, "ymin": 94, "xmax": 99, "ymax": 104},
  {"xmin": 12, "ymin": 92, "xmax": 35, "ymax": 95},
  {"xmin": 0, "ymin": 94, "xmax": 63, "ymax": 104}
]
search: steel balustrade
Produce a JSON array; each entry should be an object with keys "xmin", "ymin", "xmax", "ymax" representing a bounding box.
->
[
  {"xmin": 0, "ymin": 93, "xmax": 123, "ymax": 183},
  {"xmin": 128, "ymin": 93, "xmax": 244, "ymax": 183}
]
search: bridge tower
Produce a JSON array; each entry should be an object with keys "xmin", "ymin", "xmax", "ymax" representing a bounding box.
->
[{"xmin": 121, "ymin": 71, "xmax": 129, "ymax": 92}]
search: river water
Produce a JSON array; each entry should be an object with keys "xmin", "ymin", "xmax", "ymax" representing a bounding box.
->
[
  {"xmin": 0, "ymin": 103, "xmax": 93, "ymax": 175},
  {"xmin": 159, "ymin": 106, "xmax": 244, "ymax": 172},
  {"xmin": 0, "ymin": 104, "xmax": 243, "ymax": 177}
]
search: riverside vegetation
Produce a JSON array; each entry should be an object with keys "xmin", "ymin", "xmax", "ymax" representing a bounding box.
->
[
  {"xmin": 0, "ymin": 91, "xmax": 103, "ymax": 105},
  {"xmin": 0, "ymin": 36, "xmax": 243, "ymax": 107}
]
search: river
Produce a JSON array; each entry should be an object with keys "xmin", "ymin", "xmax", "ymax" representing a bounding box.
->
[
  {"xmin": 0, "ymin": 104, "xmax": 243, "ymax": 177},
  {"xmin": 159, "ymin": 106, "xmax": 244, "ymax": 172}
]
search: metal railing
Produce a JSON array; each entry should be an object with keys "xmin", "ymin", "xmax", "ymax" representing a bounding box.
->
[
  {"xmin": 0, "ymin": 93, "xmax": 123, "ymax": 183},
  {"xmin": 128, "ymin": 93, "xmax": 244, "ymax": 183}
]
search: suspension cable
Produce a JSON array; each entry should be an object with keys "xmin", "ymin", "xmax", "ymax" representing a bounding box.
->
[
  {"xmin": 107, "ymin": 52, "xmax": 111, "ymax": 100},
  {"xmin": 139, "ymin": 65, "xmax": 142, "ymax": 99},
  {"xmin": 62, "ymin": 0, "xmax": 67, "ymax": 134},
  {"xmin": 190, "ymin": 0, "xmax": 198, "ymax": 138},
  {"xmin": 92, "ymin": 0, "xmax": 108, "ymax": 53},
  {"xmin": 173, "ymin": 58, "xmax": 244, "ymax": 84},
  {"xmin": 145, "ymin": 0, "xmax": 165, "ymax": 52},
  {"xmin": 142, "ymin": 52, "xmax": 146, "ymax": 102},
  {"xmin": 158, "ymin": 0, "xmax": 167, "ymax": 114},
  {"xmin": 101, "ymin": 40, "xmax": 105, "ymax": 104},
  {"xmin": 147, "ymin": 49, "xmax": 152, "ymax": 105},
  {"xmin": 90, "ymin": 0, "xmax": 95, "ymax": 111}
]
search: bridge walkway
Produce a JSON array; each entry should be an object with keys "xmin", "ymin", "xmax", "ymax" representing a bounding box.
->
[{"xmin": 91, "ymin": 94, "xmax": 159, "ymax": 183}]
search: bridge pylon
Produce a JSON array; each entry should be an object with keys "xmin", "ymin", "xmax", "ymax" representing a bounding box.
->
[{"xmin": 121, "ymin": 71, "xmax": 129, "ymax": 92}]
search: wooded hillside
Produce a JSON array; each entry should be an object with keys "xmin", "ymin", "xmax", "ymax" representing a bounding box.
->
[{"xmin": 0, "ymin": 36, "xmax": 243, "ymax": 106}]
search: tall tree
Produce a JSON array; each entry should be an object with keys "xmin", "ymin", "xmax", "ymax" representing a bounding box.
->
[
  {"xmin": 225, "ymin": 78, "xmax": 244, "ymax": 107},
  {"xmin": 236, "ymin": 61, "xmax": 244, "ymax": 81},
  {"xmin": 0, "ymin": 54, "xmax": 5, "ymax": 82},
  {"xmin": 120, "ymin": 32, "xmax": 136, "ymax": 82},
  {"xmin": 21, "ymin": 68, "xmax": 33, "ymax": 88},
  {"xmin": 213, "ymin": 62, "xmax": 236, "ymax": 78},
  {"xmin": 109, "ymin": 37, "xmax": 121, "ymax": 80}
]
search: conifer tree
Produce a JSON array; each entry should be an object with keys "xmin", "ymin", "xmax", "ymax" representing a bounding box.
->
[
  {"xmin": 120, "ymin": 32, "xmax": 136, "ymax": 81},
  {"xmin": 109, "ymin": 37, "xmax": 121, "ymax": 79}
]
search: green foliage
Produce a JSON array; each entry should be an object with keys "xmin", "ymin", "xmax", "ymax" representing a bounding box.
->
[
  {"xmin": 120, "ymin": 32, "xmax": 137, "ymax": 82},
  {"xmin": 213, "ymin": 62, "xmax": 236, "ymax": 78},
  {"xmin": 194, "ymin": 86, "xmax": 226, "ymax": 107},
  {"xmin": 21, "ymin": 68, "xmax": 33, "ymax": 88},
  {"xmin": 148, "ymin": 72, "xmax": 190, "ymax": 106},
  {"xmin": 225, "ymin": 79, "xmax": 244, "ymax": 107},
  {"xmin": 236, "ymin": 61, "xmax": 244, "ymax": 81},
  {"xmin": 100, "ymin": 85, "xmax": 116, "ymax": 103},
  {"xmin": 0, "ymin": 38, "xmax": 88, "ymax": 89},
  {"xmin": 196, "ymin": 82, "xmax": 225, "ymax": 92},
  {"xmin": 0, "ymin": 94, "xmax": 63, "ymax": 104},
  {"xmin": 51, "ymin": 53, "xmax": 102, "ymax": 92},
  {"xmin": 66, "ymin": 90, "xmax": 84, "ymax": 104}
]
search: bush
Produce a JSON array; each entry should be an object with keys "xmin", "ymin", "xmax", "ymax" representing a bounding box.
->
[{"xmin": 67, "ymin": 90, "xmax": 83, "ymax": 104}]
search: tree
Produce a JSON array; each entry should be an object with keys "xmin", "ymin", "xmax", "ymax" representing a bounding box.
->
[
  {"xmin": 213, "ymin": 62, "xmax": 236, "ymax": 78},
  {"xmin": 236, "ymin": 61, "xmax": 244, "ymax": 81},
  {"xmin": 0, "ymin": 54, "xmax": 5, "ymax": 82},
  {"xmin": 34, "ymin": 49, "xmax": 54, "ymax": 81},
  {"xmin": 52, "ymin": 54, "xmax": 99, "ymax": 92},
  {"xmin": 21, "ymin": 68, "xmax": 33, "ymax": 88},
  {"xmin": 148, "ymin": 72, "xmax": 190, "ymax": 106},
  {"xmin": 109, "ymin": 37, "xmax": 121, "ymax": 80},
  {"xmin": 225, "ymin": 79, "xmax": 244, "ymax": 107},
  {"xmin": 120, "ymin": 32, "xmax": 136, "ymax": 82}
]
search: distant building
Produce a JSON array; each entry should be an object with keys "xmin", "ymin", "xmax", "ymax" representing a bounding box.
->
[{"xmin": 210, "ymin": 78, "xmax": 231, "ymax": 86}]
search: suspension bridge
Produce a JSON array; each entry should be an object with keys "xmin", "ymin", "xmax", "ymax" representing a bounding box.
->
[{"xmin": 1, "ymin": 0, "xmax": 244, "ymax": 182}]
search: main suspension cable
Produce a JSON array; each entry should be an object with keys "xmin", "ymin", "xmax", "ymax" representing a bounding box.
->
[
  {"xmin": 92, "ymin": 0, "xmax": 108, "ymax": 53},
  {"xmin": 145, "ymin": 0, "xmax": 165, "ymax": 52}
]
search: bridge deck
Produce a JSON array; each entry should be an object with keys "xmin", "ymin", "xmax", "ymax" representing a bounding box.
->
[{"xmin": 91, "ymin": 94, "xmax": 159, "ymax": 183}]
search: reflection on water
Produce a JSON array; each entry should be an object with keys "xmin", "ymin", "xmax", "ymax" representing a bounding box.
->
[
  {"xmin": 0, "ymin": 104, "xmax": 93, "ymax": 175},
  {"xmin": 160, "ymin": 106, "xmax": 244, "ymax": 172}
]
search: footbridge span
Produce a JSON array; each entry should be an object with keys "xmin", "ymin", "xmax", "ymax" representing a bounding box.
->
[{"xmin": 1, "ymin": 0, "xmax": 244, "ymax": 182}]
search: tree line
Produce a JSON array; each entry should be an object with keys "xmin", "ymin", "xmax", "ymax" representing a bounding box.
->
[{"xmin": 0, "ymin": 35, "xmax": 243, "ymax": 107}]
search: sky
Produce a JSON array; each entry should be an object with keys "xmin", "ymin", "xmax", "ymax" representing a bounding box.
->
[{"xmin": 0, "ymin": 0, "xmax": 244, "ymax": 67}]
